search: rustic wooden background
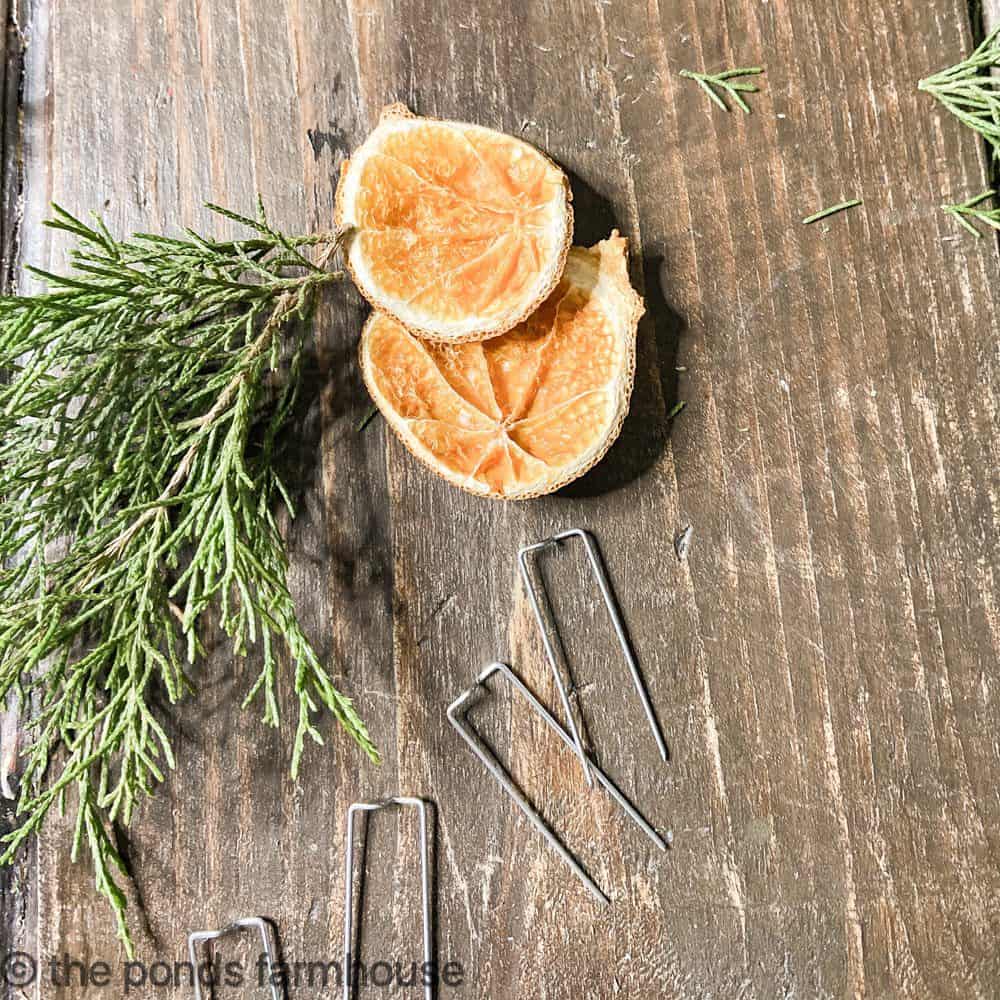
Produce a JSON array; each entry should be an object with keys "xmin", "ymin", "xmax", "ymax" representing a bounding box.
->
[{"xmin": 3, "ymin": 0, "xmax": 1000, "ymax": 997}]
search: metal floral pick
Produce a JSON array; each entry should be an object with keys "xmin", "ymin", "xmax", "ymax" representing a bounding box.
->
[
  {"xmin": 447, "ymin": 661, "xmax": 669, "ymax": 905},
  {"xmin": 518, "ymin": 527, "xmax": 668, "ymax": 785},
  {"xmin": 342, "ymin": 797, "xmax": 433, "ymax": 1000},
  {"xmin": 187, "ymin": 916, "xmax": 282, "ymax": 1000}
]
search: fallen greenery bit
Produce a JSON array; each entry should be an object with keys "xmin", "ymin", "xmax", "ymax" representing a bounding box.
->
[
  {"xmin": 802, "ymin": 199, "xmax": 863, "ymax": 225},
  {"xmin": 673, "ymin": 524, "xmax": 693, "ymax": 562},
  {"xmin": 0, "ymin": 201, "xmax": 379, "ymax": 956},
  {"xmin": 356, "ymin": 404, "xmax": 379, "ymax": 432},
  {"xmin": 919, "ymin": 26, "xmax": 1000, "ymax": 160},
  {"xmin": 666, "ymin": 400, "xmax": 687, "ymax": 420},
  {"xmin": 679, "ymin": 67, "xmax": 764, "ymax": 114},
  {"xmin": 942, "ymin": 189, "xmax": 1000, "ymax": 236}
]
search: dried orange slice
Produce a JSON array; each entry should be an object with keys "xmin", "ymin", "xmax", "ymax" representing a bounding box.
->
[
  {"xmin": 360, "ymin": 234, "xmax": 643, "ymax": 499},
  {"xmin": 336, "ymin": 104, "xmax": 573, "ymax": 343}
]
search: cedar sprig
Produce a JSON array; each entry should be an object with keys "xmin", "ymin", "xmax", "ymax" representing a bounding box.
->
[
  {"xmin": 802, "ymin": 199, "xmax": 863, "ymax": 225},
  {"xmin": 941, "ymin": 189, "xmax": 1000, "ymax": 236},
  {"xmin": 0, "ymin": 201, "xmax": 379, "ymax": 955},
  {"xmin": 919, "ymin": 27, "xmax": 1000, "ymax": 159},
  {"xmin": 679, "ymin": 66, "xmax": 764, "ymax": 114}
]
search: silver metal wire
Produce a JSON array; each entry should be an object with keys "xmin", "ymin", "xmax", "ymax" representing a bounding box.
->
[
  {"xmin": 187, "ymin": 916, "xmax": 281, "ymax": 1000},
  {"xmin": 342, "ymin": 797, "xmax": 433, "ymax": 1000},
  {"xmin": 447, "ymin": 661, "xmax": 669, "ymax": 906},
  {"xmin": 518, "ymin": 527, "xmax": 668, "ymax": 785}
]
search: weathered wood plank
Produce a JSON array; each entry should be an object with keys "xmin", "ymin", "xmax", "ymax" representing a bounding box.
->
[
  {"xmin": 985, "ymin": 0, "xmax": 1000, "ymax": 33},
  {"xmin": 2, "ymin": 0, "xmax": 998, "ymax": 998}
]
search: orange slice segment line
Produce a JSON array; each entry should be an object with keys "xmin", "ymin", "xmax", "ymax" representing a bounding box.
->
[
  {"xmin": 403, "ymin": 419, "xmax": 497, "ymax": 481},
  {"xmin": 401, "ymin": 231, "xmax": 516, "ymax": 307},
  {"xmin": 459, "ymin": 129, "xmax": 559, "ymax": 210},
  {"xmin": 453, "ymin": 129, "xmax": 523, "ymax": 206},
  {"xmin": 492, "ymin": 437, "xmax": 520, "ymax": 493},
  {"xmin": 505, "ymin": 285, "xmax": 575, "ymax": 421},
  {"xmin": 360, "ymin": 223, "xmax": 555, "ymax": 237},
  {"xmin": 421, "ymin": 341, "xmax": 504, "ymax": 421},
  {"xmin": 371, "ymin": 150, "xmax": 520, "ymax": 220},
  {"xmin": 463, "ymin": 233, "xmax": 530, "ymax": 313},
  {"xmin": 509, "ymin": 386, "xmax": 610, "ymax": 431},
  {"xmin": 473, "ymin": 342, "xmax": 505, "ymax": 419},
  {"xmin": 396, "ymin": 328, "xmax": 500, "ymax": 425},
  {"xmin": 462, "ymin": 434, "xmax": 507, "ymax": 489},
  {"xmin": 404, "ymin": 417, "xmax": 495, "ymax": 435},
  {"xmin": 500, "ymin": 433, "xmax": 556, "ymax": 470}
]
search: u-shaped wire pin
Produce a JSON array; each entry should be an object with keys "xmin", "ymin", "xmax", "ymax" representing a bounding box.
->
[
  {"xmin": 187, "ymin": 916, "xmax": 282, "ymax": 1000},
  {"xmin": 341, "ymin": 797, "xmax": 433, "ymax": 1000},
  {"xmin": 447, "ymin": 661, "xmax": 669, "ymax": 906},
  {"xmin": 518, "ymin": 527, "xmax": 668, "ymax": 787}
]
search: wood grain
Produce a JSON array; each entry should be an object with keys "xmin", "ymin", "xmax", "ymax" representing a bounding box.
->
[
  {"xmin": 985, "ymin": 0, "xmax": 1000, "ymax": 34},
  {"xmin": 3, "ymin": 1, "xmax": 1000, "ymax": 997}
]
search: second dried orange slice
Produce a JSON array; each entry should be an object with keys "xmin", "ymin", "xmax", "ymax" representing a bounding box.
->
[
  {"xmin": 360, "ymin": 234, "xmax": 643, "ymax": 499},
  {"xmin": 336, "ymin": 104, "xmax": 573, "ymax": 343}
]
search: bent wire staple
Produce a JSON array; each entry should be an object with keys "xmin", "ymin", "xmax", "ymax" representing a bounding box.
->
[
  {"xmin": 188, "ymin": 916, "xmax": 281, "ymax": 1000},
  {"xmin": 447, "ymin": 661, "xmax": 669, "ymax": 906},
  {"xmin": 518, "ymin": 527, "xmax": 668, "ymax": 786},
  {"xmin": 342, "ymin": 797, "xmax": 433, "ymax": 1000}
]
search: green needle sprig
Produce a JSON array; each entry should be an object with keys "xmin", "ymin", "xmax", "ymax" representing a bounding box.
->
[
  {"xmin": 941, "ymin": 189, "xmax": 1000, "ymax": 236},
  {"xmin": 802, "ymin": 199, "xmax": 863, "ymax": 225},
  {"xmin": 919, "ymin": 26, "xmax": 1000, "ymax": 159},
  {"xmin": 0, "ymin": 201, "xmax": 379, "ymax": 955},
  {"xmin": 356, "ymin": 404, "xmax": 379, "ymax": 432},
  {"xmin": 679, "ymin": 66, "xmax": 764, "ymax": 114}
]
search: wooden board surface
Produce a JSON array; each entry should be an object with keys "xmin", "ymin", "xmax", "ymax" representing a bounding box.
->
[{"xmin": 3, "ymin": 0, "xmax": 1000, "ymax": 997}]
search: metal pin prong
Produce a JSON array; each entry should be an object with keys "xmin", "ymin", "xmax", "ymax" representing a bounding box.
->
[
  {"xmin": 447, "ymin": 662, "xmax": 670, "ymax": 906},
  {"xmin": 518, "ymin": 528, "xmax": 669, "ymax": 783},
  {"xmin": 341, "ymin": 797, "xmax": 433, "ymax": 1000}
]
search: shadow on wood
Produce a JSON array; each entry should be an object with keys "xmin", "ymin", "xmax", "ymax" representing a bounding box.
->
[{"xmin": 561, "ymin": 168, "xmax": 686, "ymax": 497}]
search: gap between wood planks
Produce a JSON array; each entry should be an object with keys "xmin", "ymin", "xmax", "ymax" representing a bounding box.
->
[
  {"xmin": 0, "ymin": 0, "xmax": 26, "ymax": 291},
  {"xmin": 1, "ymin": 3, "xmax": 42, "ymax": 995}
]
